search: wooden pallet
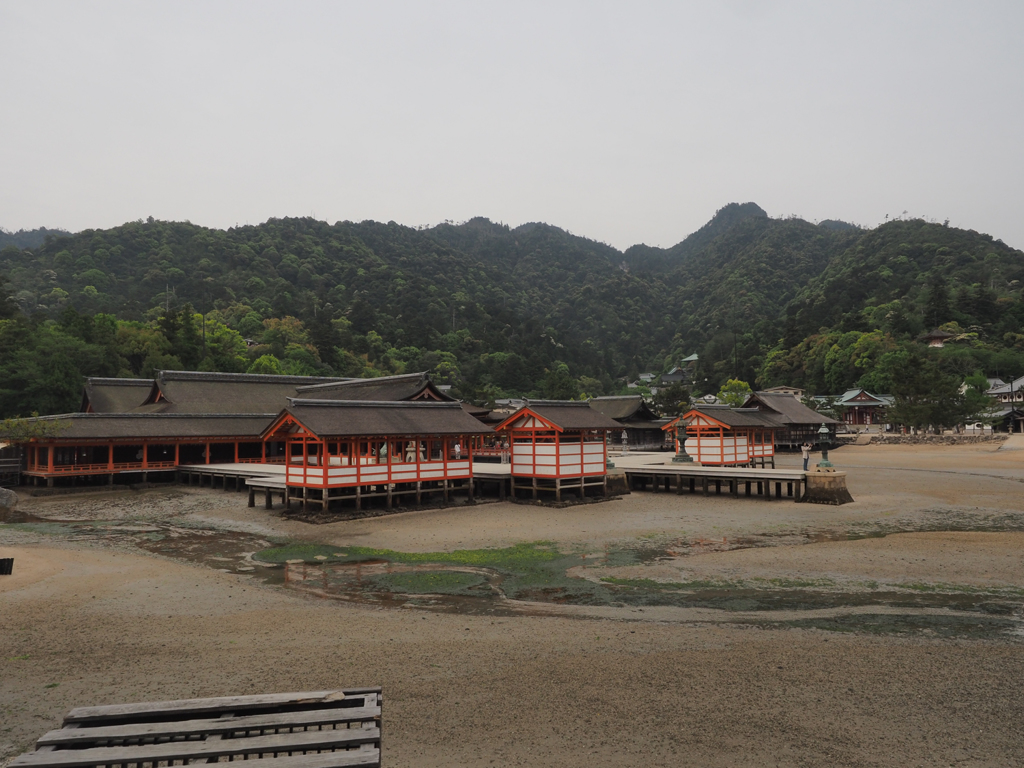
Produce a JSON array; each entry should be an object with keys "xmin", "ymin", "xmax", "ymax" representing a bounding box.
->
[{"xmin": 11, "ymin": 689, "xmax": 382, "ymax": 768}]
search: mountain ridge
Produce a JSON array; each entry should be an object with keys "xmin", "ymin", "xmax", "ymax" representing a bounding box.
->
[{"xmin": 2, "ymin": 205, "xmax": 1023, "ymax": 416}]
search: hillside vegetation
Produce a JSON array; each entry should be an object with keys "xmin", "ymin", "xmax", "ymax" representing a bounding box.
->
[{"xmin": 1, "ymin": 206, "xmax": 1023, "ymax": 418}]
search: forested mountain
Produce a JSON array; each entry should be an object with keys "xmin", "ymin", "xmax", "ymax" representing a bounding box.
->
[
  {"xmin": 1, "ymin": 207, "xmax": 1023, "ymax": 418},
  {"xmin": 0, "ymin": 227, "xmax": 71, "ymax": 250}
]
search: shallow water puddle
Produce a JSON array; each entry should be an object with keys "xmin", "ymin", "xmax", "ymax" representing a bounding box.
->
[{"xmin": 4, "ymin": 511, "xmax": 1024, "ymax": 637}]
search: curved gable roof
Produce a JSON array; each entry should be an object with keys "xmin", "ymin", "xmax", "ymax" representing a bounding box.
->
[
  {"xmin": 292, "ymin": 372, "xmax": 453, "ymax": 402},
  {"xmin": 140, "ymin": 370, "xmax": 349, "ymax": 414},
  {"xmin": 744, "ymin": 392, "xmax": 839, "ymax": 425},
  {"xmin": 267, "ymin": 399, "xmax": 491, "ymax": 438},
  {"xmin": 81, "ymin": 378, "xmax": 155, "ymax": 413}
]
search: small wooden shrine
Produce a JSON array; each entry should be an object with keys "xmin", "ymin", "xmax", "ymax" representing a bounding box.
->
[
  {"xmin": 662, "ymin": 406, "xmax": 782, "ymax": 467},
  {"xmin": 261, "ymin": 399, "xmax": 493, "ymax": 511},
  {"xmin": 494, "ymin": 401, "xmax": 620, "ymax": 500}
]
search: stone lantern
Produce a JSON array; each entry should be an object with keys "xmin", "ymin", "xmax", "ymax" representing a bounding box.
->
[{"xmin": 816, "ymin": 422, "xmax": 834, "ymax": 469}]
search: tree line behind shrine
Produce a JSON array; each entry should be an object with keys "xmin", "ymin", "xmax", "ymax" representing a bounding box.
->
[{"xmin": 2, "ymin": 202, "xmax": 1024, "ymax": 421}]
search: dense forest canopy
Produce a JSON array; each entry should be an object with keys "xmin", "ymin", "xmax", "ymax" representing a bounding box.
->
[{"xmin": 1, "ymin": 204, "xmax": 1023, "ymax": 418}]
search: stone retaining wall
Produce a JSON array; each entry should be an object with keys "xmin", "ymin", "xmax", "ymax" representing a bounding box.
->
[{"xmin": 838, "ymin": 434, "xmax": 1008, "ymax": 446}]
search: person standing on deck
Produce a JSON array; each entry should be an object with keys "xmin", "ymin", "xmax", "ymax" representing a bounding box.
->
[
  {"xmin": 454, "ymin": 441, "xmax": 462, "ymax": 460},
  {"xmin": 801, "ymin": 442, "xmax": 811, "ymax": 471}
]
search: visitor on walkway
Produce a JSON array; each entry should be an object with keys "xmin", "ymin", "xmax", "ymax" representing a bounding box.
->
[
  {"xmin": 454, "ymin": 442, "xmax": 462, "ymax": 460},
  {"xmin": 801, "ymin": 442, "xmax": 811, "ymax": 471}
]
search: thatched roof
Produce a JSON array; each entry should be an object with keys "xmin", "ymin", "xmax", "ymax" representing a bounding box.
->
[
  {"xmin": 292, "ymin": 372, "xmax": 453, "ymax": 403},
  {"xmin": 589, "ymin": 395, "xmax": 660, "ymax": 423},
  {"xmin": 10, "ymin": 413, "xmax": 275, "ymax": 441},
  {"xmin": 272, "ymin": 400, "xmax": 493, "ymax": 438},
  {"xmin": 141, "ymin": 371, "xmax": 348, "ymax": 414},
  {"xmin": 683, "ymin": 405, "xmax": 783, "ymax": 429},
  {"xmin": 743, "ymin": 392, "xmax": 839, "ymax": 425},
  {"xmin": 81, "ymin": 378, "xmax": 154, "ymax": 414},
  {"xmin": 498, "ymin": 401, "xmax": 621, "ymax": 431}
]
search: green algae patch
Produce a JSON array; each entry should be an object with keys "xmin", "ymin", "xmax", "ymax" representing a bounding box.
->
[{"xmin": 765, "ymin": 613, "xmax": 1020, "ymax": 639}]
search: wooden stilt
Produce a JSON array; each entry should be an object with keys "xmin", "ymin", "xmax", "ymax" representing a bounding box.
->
[
  {"xmin": 247, "ymin": 488, "xmax": 255, "ymax": 508},
  {"xmin": 265, "ymin": 488, "xmax": 272, "ymax": 509}
]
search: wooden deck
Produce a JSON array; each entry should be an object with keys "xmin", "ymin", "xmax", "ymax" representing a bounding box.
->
[
  {"xmin": 11, "ymin": 689, "xmax": 382, "ymax": 768},
  {"xmin": 625, "ymin": 465, "xmax": 808, "ymax": 501},
  {"xmin": 177, "ymin": 462, "xmax": 516, "ymax": 509}
]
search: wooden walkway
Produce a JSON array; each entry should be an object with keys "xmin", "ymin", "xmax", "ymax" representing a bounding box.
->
[
  {"xmin": 11, "ymin": 689, "xmax": 382, "ymax": 768},
  {"xmin": 177, "ymin": 462, "xmax": 515, "ymax": 510},
  {"xmin": 625, "ymin": 465, "xmax": 808, "ymax": 501}
]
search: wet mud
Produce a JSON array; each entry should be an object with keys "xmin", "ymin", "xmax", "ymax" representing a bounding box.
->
[{"xmin": 4, "ymin": 504, "xmax": 1024, "ymax": 639}]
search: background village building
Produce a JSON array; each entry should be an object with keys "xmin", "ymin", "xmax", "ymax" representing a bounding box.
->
[
  {"xmin": 919, "ymin": 328, "xmax": 956, "ymax": 348},
  {"xmin": 662, "ymin": 406, "xmax": 781, "ymax": 467},
  {"xmin": 588, "ymin": 395, "xmax": 671, "ymax": 451},
  {"xmin": 741, "ymin": 391, "xmax": 839, "ymax": 448},
  {"xmin": 495, "ymin": 401, "xmax": 619, "ymax": 501},
  {"xmin": 262, "ymin": 399, "xmax": 491, "ymax": 512},
  {"xmin": 761, "ymin": 385, "xmax": 805, "ymax": 398},
  {"xmin": 832, "ymin": 388, "xmax": 894, "ymax": 427},
  {"xmin": 986, "ymin": 375, "xmax": 1024, "ymax": 432}
]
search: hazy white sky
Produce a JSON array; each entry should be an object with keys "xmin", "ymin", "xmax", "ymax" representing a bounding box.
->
[{"xmin": 2, "ymin": 1, "xmax": 1022, "ymax": 250}]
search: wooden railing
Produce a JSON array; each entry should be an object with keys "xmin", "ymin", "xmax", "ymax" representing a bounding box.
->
[{"xmin": 31, "ymin": 460, "xmax": 178, "ymax": 475}]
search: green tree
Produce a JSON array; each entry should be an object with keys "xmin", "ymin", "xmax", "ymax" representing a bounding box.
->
[
  {"xmin": 717, "ymin": 378, "xmax": 752, "ymax": 407},
  {"xmin": 247, "ymin": 354, "xmax": 283, "ymax": 375},
  {"xmin": 886, "ymin": 348, "xmax": 966, "ymax": 430},
  {"xmin": 962, "ymin": 371, "xmax": 1000, "ymax": 421},
  {"xmin": 652, "ymin": 382, "xmax": 691, "ymax": 416},
  {"xmin": 541, "ymin": 362, "xmax": 580, "ymax": 400}
]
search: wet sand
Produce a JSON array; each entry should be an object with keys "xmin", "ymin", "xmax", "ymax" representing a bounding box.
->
[{"xmin": 2, "ymin": 442, "xmax": 1023, "ymax": 767}]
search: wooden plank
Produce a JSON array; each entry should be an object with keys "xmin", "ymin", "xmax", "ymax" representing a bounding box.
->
[
  {"xmin": 39, "ymin": 706, "xmax": 380, "ymax": 747},
  {"xmin": 12, "ymin": 727, "xmax": 380, "ymax": 768},
  {"xmin": 64, "ymin": 690, "xmax": 378, "ymax": 724},
  {"xmin": 24, "ymin": 748, "xmax": 380, "ymax": 768}
]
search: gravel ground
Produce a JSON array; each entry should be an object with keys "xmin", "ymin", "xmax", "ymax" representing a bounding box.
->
[{"xmin": 1, "ymin": 442, "xmax": 1023, "ymax": 767}]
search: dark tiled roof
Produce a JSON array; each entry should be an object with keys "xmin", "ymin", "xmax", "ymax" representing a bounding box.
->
[
  {"xmin": 687, "ymin": 406, "xmax": 784, "ymax": 429},
  {"xmin": 589, "ymin": 395, "xmax": 660, "ymax": 422},
  {"xmin": 10, "ymin": 413, "xmax": 275, "ymax": 441},
  {"xmin": 292, "ymin": 372, "xmax": 453, "ymax": 402},
  {"xmin": 276, "ymin": 400, "xmax": 493, "ymax": 438},
  {"xmin": 744, "ymin": 392, "xmax": 840, "ymax": 425},
  {"xmin": 81, "ymin": 378, "xmax": 154, "ymax": 413},
  {"xmin": 505, "ymin": 401, "xmax": 622, "ymax": 431},
  {"xmin": 143, "ymin": 370, "xmax": 349, "ymax": 414}
]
